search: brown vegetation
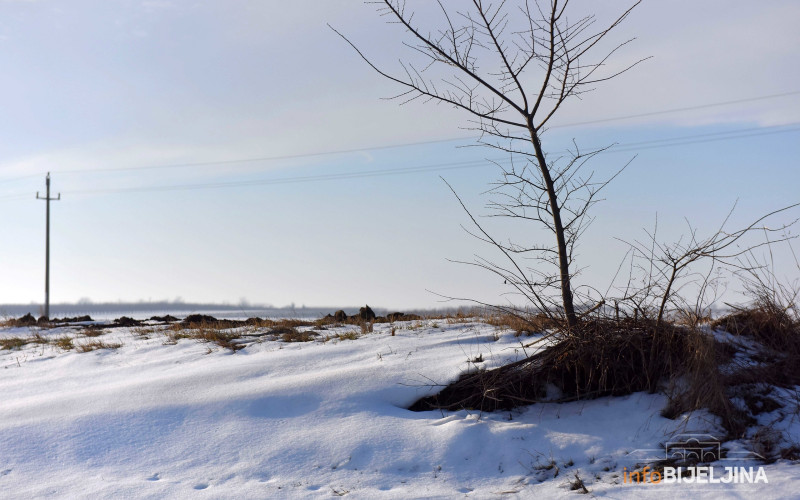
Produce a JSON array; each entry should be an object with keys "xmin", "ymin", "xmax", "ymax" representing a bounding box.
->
[
  {"xmin": 410, "ymin": 318, "xmax": 690, "ymax": 412},
  {"xmin": 77, "ymin": 340, "xmax": 122, "ymax": 352}
]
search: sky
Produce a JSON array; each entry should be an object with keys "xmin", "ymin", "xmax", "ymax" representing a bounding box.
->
[{"xmin": 1, "ymin": 0, "xmax": 799, "ymax": 311}]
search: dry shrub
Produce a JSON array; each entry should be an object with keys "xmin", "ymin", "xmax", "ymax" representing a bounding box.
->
[
  {"xmin": 751, "ymin": 427, "xmax": 785, "ymax": 463},
  {"xmin": 410, "ymin": 318, "xmax": 689, "ymax": 412},
  {"xmin": 712, "ymin": 306, "xmax": 798, "ymax": 353},
  {"xmin": 360, "ymin": 321, "xmax": 373, "ymax": 334},
  {"xmin": 712, "ymin": 301, "xmax": 800, "ymax": 389},
  {"xmin": 661, "ymin": 329, "xmax": 751, "ymax": 436},
  {"xmin": 570, "ymin": 472, "xmax": 589, "ymax": 494}
]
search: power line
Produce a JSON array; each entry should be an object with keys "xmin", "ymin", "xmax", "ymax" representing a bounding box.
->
[
  {"xmin": 46, "ymin": 123, "xmax": 799, "ymax": 198},
  {"xmin": 0, "ymin": 89, "xmax": 797, "ymax": 183},
  {"xmin": 0, "ymin": 173, "xmax": 45, "ymax": 185},
  {"xmin": 63, "ymin": 158, "xmax": 495, "ymax": 196},
  {"xmin": 549, "ymin": 90, "xmax": 800, "ymax": 129},
  {"xmin": 0, "ymin": 122, "xmax": 796, "ymax": 202},
  {"xmin": 608, "ymin": 124, "xmax": 800, "ymax": 154}
]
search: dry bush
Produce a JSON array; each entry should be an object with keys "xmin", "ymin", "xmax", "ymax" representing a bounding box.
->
[
  {"xmin": 77, "ymin": 340, "xmax": 122, "ymax": 352},
  {"xmin": 672, "ymin": 309, "xmax": 714, "ymax": 328},
  {"xmin": 360, "ymin": 321, "xmax": 373, "ymax": 334},
  {"xmin": 410, "ymin": 318, "xmax": 690, "ymax": 412},
  {"xmin": 570, "ymin": 472, "xmax": 590, "ymax": 494},
  {"xmin": 712, "ymin": 306, "xmax": 798, "ymax": 354},
  {"xmin": 661, "ymin": 329, "xmax": 750, "ymax": 436}
]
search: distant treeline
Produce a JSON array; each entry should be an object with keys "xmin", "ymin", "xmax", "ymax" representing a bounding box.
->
[{"xmin": 0, "ymin": 302, "xmax": 479, "ymax": 320}]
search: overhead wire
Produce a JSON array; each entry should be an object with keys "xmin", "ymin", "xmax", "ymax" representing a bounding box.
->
[
  {"xmin": 0, "ymin": 88, "xmax": 797, "ymax": 181},
  {"xmin": 0, "ymin": 90, "xmax": 797, "ymax": 200},
  {"xmin": 54, "ymin": 123, "xmax": 800, "ymax": 198}
]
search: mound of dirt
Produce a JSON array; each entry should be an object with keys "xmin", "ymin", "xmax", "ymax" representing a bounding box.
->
[
  {"xmin": 51, "ymin": 316, "xmax": 93, "ymax": 323},
  {"xmin": 15, "ymin": 313, "xmax": 37, "ymax": 326},
  {"xmin": 114, "ymin": 317, "xmax": 142, "ymax": 327},
  {"xmin": 149, "ymin": 315, "xmax": 179, "ymax": 323}
]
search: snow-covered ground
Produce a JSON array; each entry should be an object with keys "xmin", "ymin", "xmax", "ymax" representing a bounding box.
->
[{"xmin": 0, "ymin": 319, "xmax": 797, "ymax": 498}]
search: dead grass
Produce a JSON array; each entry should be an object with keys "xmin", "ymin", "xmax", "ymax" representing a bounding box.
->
[
  {"xmin": 712, "ymin": 306, "xmax": 798, "ymax": 354},
  {"xmin": 0, "ymin": 334, "xmax": 48, "ymax": 350},
  {"xmin": 336, "ymin": 331, "xmax": 360, "ymax": 341},
  {"xmin": 412, "ymin": 294, "xmax": 800, "ymax": 444},
  {"xmin": 164, "ymin": 321, "xmax": 247, "ymax": 351},
  {"xmin": 281, "ymin": 328, "xmax": 316, "ymax": 343},
  {"xmin": 660, "ymin": 328, "xmax": 750, "ymax": 436},
  {"xmin": 53, "ymin": 336, "xmax": 74, "ymax": 351},
  {"xmin": 485, "ymin": 312, "xmax": 559, "ymax": 336},
  {"xmin": 131, "ymin": 326, "xmax": 158, "ymax": 339},
  {"xmin": 179, "ymin": 316, "xmax": 315, "ymax": 330},
  {"xmin": 77, "ymin": 340, "xmax": 122, "ymax": 352},
  {"xmin": 162, "ymin": 328, "xmax": 193, "ymax": 345},
  {"xmin": 81, "ymin": 327, "xmax": 105, "ymax": 338},
  {"xmin": 0, "ymin": 337, "xmax": 28, "ymax": 350},
  {"xmin": 192, "ymin": 327, "xmax": 244, "ymax": 352},
  {"xmin": 410, "ymin": 318, "xmax": 691, "ymax": 413}
]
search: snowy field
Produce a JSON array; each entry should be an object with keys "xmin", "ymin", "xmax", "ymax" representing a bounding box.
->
[{"xmin": 0, "ymin": 318, "xmax": 797, "ymax": 499}]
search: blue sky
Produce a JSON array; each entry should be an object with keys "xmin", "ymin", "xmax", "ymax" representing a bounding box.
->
[{"xmin": 1, "ymin": 1, "xmax": 799, "ymax": 309}]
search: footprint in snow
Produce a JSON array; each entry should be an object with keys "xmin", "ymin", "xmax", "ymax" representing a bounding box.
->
[
  {"xmin": 146, "ymin": 473, "xmax": 160, "ymax": 481},
  {"xmin": 0, "ymin": 469, "xmax": 11, "ymax": 477},
  {"xmin": 194, "ymin": 483, "xmax": 209, "ymax": 490}
]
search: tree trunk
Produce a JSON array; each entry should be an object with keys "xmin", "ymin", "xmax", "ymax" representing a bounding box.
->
[{"xmin": 529, "ymin": 124, "xmax": 578, "ymax": 328}]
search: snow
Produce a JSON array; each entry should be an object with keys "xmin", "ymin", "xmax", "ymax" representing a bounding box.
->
[{"xmin": 0, "ymin": 319, "xmax": 797, "ymax": 498}]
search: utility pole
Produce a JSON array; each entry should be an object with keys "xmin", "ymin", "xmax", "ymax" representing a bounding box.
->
[{"xmin": 36, "ymin": 172, "xmax": 60, "ymax": 320}]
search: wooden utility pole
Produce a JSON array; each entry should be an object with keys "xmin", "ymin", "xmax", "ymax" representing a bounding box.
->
[{"xmin": 36, "ymin": 172, "xmax": 60, "ymax": 320}]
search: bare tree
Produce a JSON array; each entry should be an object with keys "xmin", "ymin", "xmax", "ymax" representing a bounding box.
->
[
  {"xmin": 332, "ymin": 0, "xmax": 646, "ymax": 328},
  {"xmin": 615, "ymin": 203, "xmax": 800, "ymax": 329}
]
